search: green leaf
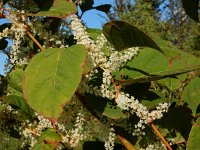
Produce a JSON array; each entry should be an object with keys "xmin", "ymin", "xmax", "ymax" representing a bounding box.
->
[
  {"xmin": 0, "ymin": 23, "xmax": 12, "ymax": 32},
  {"xmin": 3, "ymin": 95, "xmax": 34, "ymax": 117},
  {"xmin": 182, "ymin": 77, "xmax": 200, "ymax": 115},
  {"xmin": 27, "ymin": 0, "xmax": 77, "ymax": 18},
  {"xmin": 155, "ymin": 36, "xmax": 200, "ymax": 90},
  {"xmin": 187, "ymin": 117, "xmax": 200, "ymax": 150},
  {"xmin": 2, "ymin": 0, "xmax": 11, "ymax": 4},
  {"xmin": 159, "ymin": 74, "xmax": 186, "ymax": 91},
  {"xmin": 103, "ymin": 21, "xmax": 162, "ymax": 52},
  {"xmin": 141, "ymin": 90, "xmax": 168, "ymax": 109},
  {"xmin": 114, "ymin": 48, "xmax": 200, "ymax": 86},
  {"xmin": 0, "ymin": 75, "xmax": 7, "ymax": 96},
  {"xmin": 8, "ymin": 68, "xmax": 24, "ymax": 92},
  {"xmin": 94, "ymin": 4, "xmax": 111, "ymax": 13},
  {"xmin": 124, "ymin": 82, "xmax": 151, "ymax": 100},
  {"xmin": 103, "ymin": 102, "xmax": 125, "ymax": 119},
  {"xmin": 79, "ymin": 0, "xmax": 94, "ymax": 12},
  {"xmin": 33, "ymin": 128, "xmax": 61, "ymax": 150},
  {"xmin": 155, "ymin": 105, "xmax": 193, "ymax": 140},
  {"xmin": 182, "ymin": 0, "xmax": 199, "ymax": 22},
  {"xmin": 85, "ymin": 94, "xmax": 124, "ymax": 119},
  {"xmin": 23, "ymin": 45, "xmax": 87, "ymax": 119},
  {"xmin": 86, "ymin": 28, "xmax": 102, "ymax": 41}
]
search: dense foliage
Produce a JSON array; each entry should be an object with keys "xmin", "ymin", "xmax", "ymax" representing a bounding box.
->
[{"xmin": 0, "ymin": 0, "xmax": 200, "ymax": 150}]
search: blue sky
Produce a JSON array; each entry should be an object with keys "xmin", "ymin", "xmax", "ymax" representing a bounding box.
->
[{"xmin": 0, "ymin": 0, "xmax": 114, "ymax": 75}]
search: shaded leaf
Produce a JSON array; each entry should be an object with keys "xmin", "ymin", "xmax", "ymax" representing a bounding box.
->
[
  {"xmin": 103, "ymin": 102, "xmax": 125, "ymax": 119},
  {"xmin": 85, "ymin": 94, "xmax": 124, "ymax": 119},
  {"xmin": 182, "ymin": 0, "xmax": 199, "ymax": 22},
  {"xmin": 27, "ymin": 0, "xmax": 77, "ymax": 18},
  {"xmin": 0, "ymin": 39, "xmax": 8, "ymax": 50},
  {"xmin": 159, "ymin": 74, "xmax": 186, "ymax": 91},
  {"xmin": 182, "ymin": 77, "xmax": 200, "ymax": 114},
  {"xmin": 141, "ymin": 90, "xmax": 168, "ymax": 109},
  {"xmin": 124, "ymin": 82, "xmax": 151, "ymax": 100},
  {"xmin": 0, "ymin": 23, "xmax": 12, "ymax": 32},
  {"xmin": 79, "ymin": 0, "xmax": 94, "ymax": 12},
  {"xmin": 8, "ymin": 68, "xmax": 24, "ymax": 92},
  {"xmin": 155, "ymin": 105, "xmax": 193, "ymax": 140},
  {"xmin": 103, "ymin": 21, "xmax": 162, "ymax": 52},
  {"xmin": 2, "ymin": 0, "xmax": 11, "ymax": 4},
  {"xmin": 3, "ymin": 95, "xmax": 34, "ymax": 117},
  {"xmin": 187, "ymin": 117, "xmax": 200, "ymax": 150},
  {"xmin": 94, "ymin": 4, "xmax": 111, "ymax": 13},
  {"xmin": 23, "ymin": 45, "xmax": 87, "ymax": 119},
  {"xmin": 0, "ymin": 23, "xmax": 12, "ymax": 50},
  {"xmin": 33, "ymin": 128, "xmax": 61, "ymax": 150},
  {"xmin": 0, "ymin": 75, "xmax": 7, "ymax": 96}
]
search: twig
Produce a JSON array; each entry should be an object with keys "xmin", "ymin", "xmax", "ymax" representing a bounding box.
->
[
  {"xmin": 149, "ymin": 122, "xmax": 173, "ymax": 150},
  {"xmin": 117, "ymin": 135, "xmax": 137, "ymax": 150},
  {"xmin": 3, "ymin": 13, "xmax": 45, "ymax": 51}
]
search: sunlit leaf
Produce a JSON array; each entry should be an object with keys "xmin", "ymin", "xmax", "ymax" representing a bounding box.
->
[
  {"xmin": 33, "ymin": 128, "xmax": 61, "ymax": 150},
  {"xmin": 8, "ymin": 68, "xmax": 24, "ymax": 92},
  {"xmin": 187, "ymin": 117, "xmax": 200, "ymax": 150},
  {"xmin": 27, "ymin": 0, "xmax": 77, "ymax": 18},
  {"xmin": 23, "ymin": 45, "xmax": 86, "ymax": 119},
  {"xmin": 182, "ymin": 77, "xmax": 200, "ymax": 114}
]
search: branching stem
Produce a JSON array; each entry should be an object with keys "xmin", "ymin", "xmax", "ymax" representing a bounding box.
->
[
  {"xmin": 3, "ymin": 13, "xmax": 45, "ymax": 51},
  {"xmin": 117, "ymin": 135, "xmax": 137, "ymax": 150}
]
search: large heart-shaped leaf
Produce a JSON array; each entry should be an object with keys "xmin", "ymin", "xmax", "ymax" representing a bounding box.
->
[
  {"xmin": 113, "ymin": 36, "xmax": 200, "ymax": 86},
  {"xmin": 27, "ymin": 0, "xmax": 77, "ymax": 18},
  {"xmin": 182, "ymin": 77, "xmax": 200, "ymax": 115},
  {"xmin": 103, "ymin": 21, "xmax": 162, "ymax": 52},
  {"xmin": 23, "ymin": 45, "xmax": 86, "ymax": 119},
  {"xmin": 187, "ymin": 117, "xmax": 200, "ymax": 150},
  {"xmin": 114, "ymin": 48, "xmax": 200, "ymax": 86}
]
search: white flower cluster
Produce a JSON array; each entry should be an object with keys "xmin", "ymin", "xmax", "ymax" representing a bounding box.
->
[
  {"xmin": 11, "ymin": 24, "xmax": 28, "ymax": 65},
  {"xmin": 116, "ymin": 92, "xmax": 170, "ymax": 135},
  {"xmin": 42, "ymin": 36, "xmax": 68, "ymax": 49},
  {"xmin": 0, "ymin": 23, "xmax": 28, "ymax": 65},
  {"xmin": 70, "ymin": 15, "xmax": 139, "ymax": 99},
  {"xmin": 140, "ymin": 141, "xmax": 167, "ymax": 150},
  {"xmin": 20, "ymin": 113, "xmax": 53, "ymax": 148},
  {"xmin": 104, "ymin": 127, "xmax": 116, "ymax": 150},
  {"xmin": 74, "ymin": 0, "xmax": 83, "ymax": 5},
  {"xmin": 62, "ymin": 110, "xmax": 87, "ymax": 147}
]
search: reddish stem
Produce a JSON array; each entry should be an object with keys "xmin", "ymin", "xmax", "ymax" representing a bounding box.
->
[{"xmin": 150, "ymin": 122, "xmax": 173, "ymax": 150}]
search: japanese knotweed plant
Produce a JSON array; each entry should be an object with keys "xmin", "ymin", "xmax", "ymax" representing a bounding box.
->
[{"xmin": 0, "ymin": 0, "xmax": 200, "ymax": 150}]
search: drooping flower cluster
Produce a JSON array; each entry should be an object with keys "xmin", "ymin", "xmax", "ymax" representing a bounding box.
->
[
  {"xmin": 0, "ymin": 19, "xmax": 28, "ymax": 65},
  {"xmin": 116, "ymin": 92, "xmax": 170, "ymax": 135},
  {"xmin": 70, "ymin": 15, "xmax": 139, "ymax": 99},
  {"xmin": 20, "ymin": 112, "xmax": 53, "ymax": 148},
  {"xmin": 104, "ymin": 127, "xmax": 116, "ymax": 150},
  {"xmin": 61, "ymin": 109, "xmax": 87, "ymax": 147}
]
